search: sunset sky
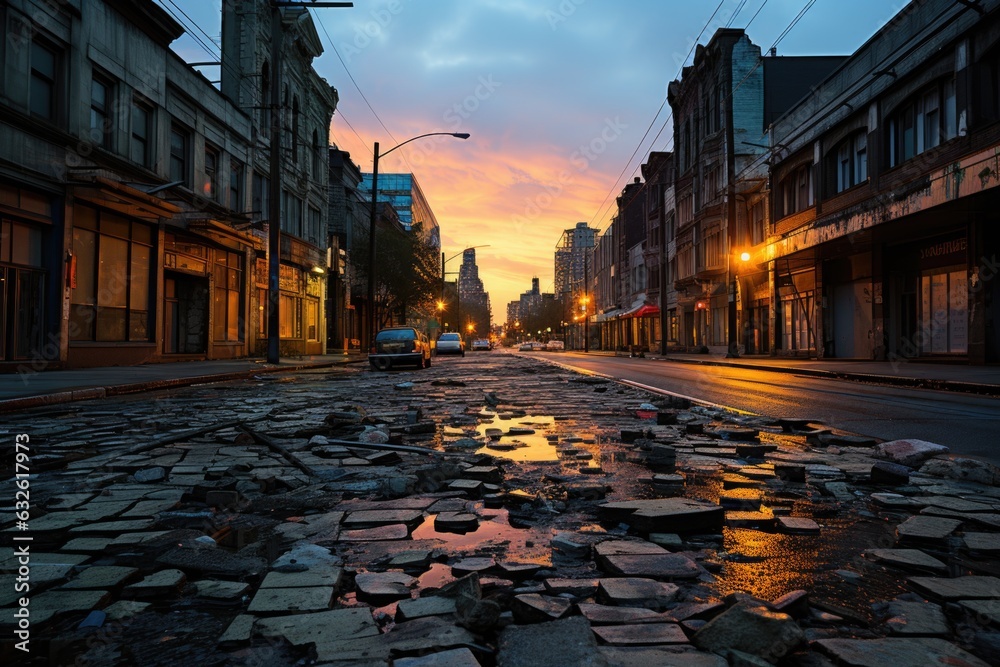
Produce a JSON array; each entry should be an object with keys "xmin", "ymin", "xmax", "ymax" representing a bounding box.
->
[{"xmin": 163, "ymin": 0, "xmax": 901, "ymax": 322}]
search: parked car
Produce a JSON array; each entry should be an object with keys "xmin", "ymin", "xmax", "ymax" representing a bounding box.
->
[
  {"xmin": 518, "ymin": 340, "xmax": 545, "ymax": 351},
  {"xmin": 369, "ymin": 327, "xmax": 431, "ymax": 371},
  {"xmin": 436, "ymin": 332, "xmax": 465, "ymax": 356},
  {"xmin": 545, "ymin": 340, "xmax": 565, "ymax": 351},
  {"xmin": 471, "ymin": 338, "xmax": 491, "ymax": 351}
]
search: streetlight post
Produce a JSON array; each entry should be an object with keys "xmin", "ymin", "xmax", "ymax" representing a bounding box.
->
[
  {"xmin": 367, "ymin": 132, "xmax": 469, "ymax": 348},
  {"xmin": 439, "ymin": 244, "xmax": 489, "ymax": 339}
]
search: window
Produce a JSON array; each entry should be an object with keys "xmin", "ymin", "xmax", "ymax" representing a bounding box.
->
[
  {"xmin": 888, "ymin": 79, "xmax": 958, "ymax": 167},
  {"xmin": 90, "ymin": 74, "xmax": 113, "ymax": 149},
  {"xmin": 305, "ymin": 298, "xmax": 319, "ymax": 341},
  {"xmin": 292, "ymin": 96, "xmax": 300, "ymax": 164},
  {"xmin": 69, "ymin": 207, "xmax": 152, "ymax": 342},
  {"xmin": 778, "ymin": 163, "xmax": 813, "ymax": 218},
  {"xmin": 213, "ymin": 251, "xmax": 243, "ymax": 342},
  {"xmin": 229, "ymin": 160, "xmax": 244, "ymax": 212},
  {"xmin": 279, "ymin": 293, "xmax": 301, "ymax": 339},
  {"xmin": 260, "ymin": 61, "xmax": 270, "ymax": 139},
  {"xmin": 750, "ymin": 198, "xmax": 765, "ymax": 245},
  {"xmin": 131, "ymin": 100, "xmax": 152, "ymax": 167},
  {"xmin": 782, "ymin": 292, "xmax": 815, "ymax": 351},
  {"xmin": 204, "ymin": 147, "xmax": 219, "ymax": 200},
  {"xmin": 832, "ymin": 131, "xmax": 868, "ymax": 194},
  {"xmin": 281, "ymin": 189, "xmax": 302, "ymax": 237},
  {"xmin": 702, "ymin": 229, "xmax": 722, "ymax": 269},
  {"xmin": 312, "ymin": 129, "xmax": 323, "ymax": 175},
  {"xmin": 252, "ymin": 172, "xmax": 269, "ymax": 222},
  {"xmin": 711, "ymin": 306, "xmax": 726, "ymax": 345},
  {"xmin": 30, "ymin": 40, "xmax": 58, "ymax": 119},
  {"xmin": 307, "ymin": 206, "xmax": 321, "ymax": 245},
  {"xmin": 169, "ymin": 126, "xmax": 190, "ymax": 187}
]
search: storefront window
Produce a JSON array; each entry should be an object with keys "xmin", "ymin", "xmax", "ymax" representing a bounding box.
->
[
  {"xmin": 70, "ymin": 206, "xmax": 153, "ymax": 342},
  {"xmin": 306, "ymin": 298, "xmax": 319, "ymax": 342},
  {"xmin": 279, "ymin": 294, "xmax": 301, "ymax": 339},
  {"xmin": 920, "ymin": 269, "xmax": 967, "ymax": 354},
  {"xmin": 782, "ymin": 293, "xmax": 815, "ymax": 351},
  {"xmin": 213, "ymin": 251, "xmax": 243, "ymax": 342}
]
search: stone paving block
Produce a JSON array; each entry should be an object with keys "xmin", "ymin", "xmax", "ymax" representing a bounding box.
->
[
  {"xmin": 193, "ymin": 579, "xmax": 251, "ymax": 600},
  {"xmin": 259, "ymin": 567, "xmax": 343, "ymax": 589},
  {"xmin": 909, "ymin": 576, "xmax": 1000, "ymax": 601},
  {"xmin": 963, "ymin": 532, "xmax": 1000, "ymax": 554},
  {"xmin": 815, "ymin": 638, "xmax": 988, "ymax": 667},
  {"xmin": 864, "ymin": 549, "xmax": 948, "ymax": 573},
  {"xmin": 394, "ymin": 648, "xmax": 481, "ymax": 667},
  {"xmin": 122, "ymin": 569, "xmax": 186, "ymax": 599},
  {"xmin": 218, "ymin": 613, "xmax": 256, "ymax": 644},
  {"xmin": 592, "ymin": 622, "xmax": 689, "ymax": 646},
  {"xmin": 497, "ymin": 616, "xmax": 607, "ymax": 667},
  {"xmin": 59, "ymin": 566, "xmax": 139, "ymax": 590},
  {"xmin": 576, "ymin": 603, "xmax": 667, "ymax": 625},
  {"xmin": 878, "ymin": 600, "xmax": 949, "ymax": 636},
  {"xmin": 396, "ymin": 595, "xmax": 458, "ymax": 621},
  {"xmin": 597, "ymin": 578, "xmax": 680, "ymax": 610},
  {"xmin": 957, "ymin": 599, "xmax": 1000, "ymax": 626},
  {"xmin": 28, "ymin": 590, "xmax": 111, "ymax": 624},
  {"xmin": 256, "ymin": 607, "xmax": 378, "ymax": 645},
  {"xmin": 544, "ymin": 578, "xmax": 600, "ymax": 597},
  {"xmin": 511, "ymin": 593, "xmax": 572, "ymax": 623},
  {"xmin": 354, "ymin": 571, "xmax": 416, "ymax": 605},
  {"xmin": 693, "ymin": 604, "xmax": 804, "ymax": 660},
  {"xmin": 896, "ymin": 516, "xmax": 962, "ymax": 543},
  {"xmin": 340, "ymin": 524, "xmax": 411, "ymax": 541},
  {"xmin": 247, "ymin": 585, "xmax": 335, "ymax": 612},
  {"xmin": 102, "ymin": 600, "xmax": 151, "ymax": 622},
  {"xmin": 59, "ymin": 538, "xmax": 115, "ymax": 553},
  {"xmin": 598, "ymin": 646, "xmax": 728, "ymax": 667},
  {"xmin": 777, "ymin": 517, "xmax": 820, "ymax": 535},
  {"xmin": 599, "ymin": 553, "xmax": 701, "ymax": 580},
  {"xmin": 599, "ymin": 498, "xmax": 724, "ymax": 534},
  {"xmin": 342, "ymin": 509, "xmax": 425, "ymax": 528}
]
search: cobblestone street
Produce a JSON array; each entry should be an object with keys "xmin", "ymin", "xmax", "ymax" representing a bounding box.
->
[{"xmin": 3, "ymin": 351, "xmax": 1000, "ymax": 666}]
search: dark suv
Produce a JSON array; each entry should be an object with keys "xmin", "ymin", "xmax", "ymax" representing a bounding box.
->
[{"xmin": 369, "ymin": 327, "xmax": 432, "ymax": 371}]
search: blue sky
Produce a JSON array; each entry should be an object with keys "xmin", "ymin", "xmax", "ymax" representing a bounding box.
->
[{"xmin": 160, "ymin": 0, "xmax": 905, "ymax": 317}]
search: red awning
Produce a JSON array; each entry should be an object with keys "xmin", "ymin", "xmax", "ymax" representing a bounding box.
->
[{"xmin": 632, "ymin": 304, "xmax": 659, "ymax": 318}]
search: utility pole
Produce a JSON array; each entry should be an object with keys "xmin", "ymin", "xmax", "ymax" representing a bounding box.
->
[{"xmin": 266, "ymin": 1, "xmax": 353, "ymax": 364}]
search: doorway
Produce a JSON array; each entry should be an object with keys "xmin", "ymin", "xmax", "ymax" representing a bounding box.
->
[{"xmin": 164, "ymin": 272, "xmax": 208, "ymax": 354}]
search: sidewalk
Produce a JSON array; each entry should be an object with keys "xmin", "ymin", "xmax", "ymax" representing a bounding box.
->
[
  {"xmin": 0, "ymin": 353, "xmax": 368, "ymax": 413},
  {"xmin": 639, "ymin": 351, "xmax": 1000, "ymax": 395}
]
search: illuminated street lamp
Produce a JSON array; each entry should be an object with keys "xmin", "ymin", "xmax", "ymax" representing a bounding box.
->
[
  {"xmin": 580, "ymin": 294, "xmax": 591, "ymax": 353},
  {"xmin": 367, "ymin": 132, "xmax": 470, "ymax": 347}
]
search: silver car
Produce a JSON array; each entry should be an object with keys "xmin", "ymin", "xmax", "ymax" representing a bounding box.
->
[{"xmin": 436, "ymin": 332, "xmax": 465, "ymax": 356}]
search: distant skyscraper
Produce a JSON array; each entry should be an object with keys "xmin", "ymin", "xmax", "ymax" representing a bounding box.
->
[
  {"xmin": 457, "ymin": 248, "xmax": 491, "ymax": 330},
  {"xmin": 555, "ymin": 222, "xmax": 598, "ymax": 297}
]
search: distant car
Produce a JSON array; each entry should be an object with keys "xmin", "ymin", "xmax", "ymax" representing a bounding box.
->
[
  {"xmin": 518, "ymin": 340, "xmax": 545, "ymax": 351},
  {"xmin": 545, "ymin": 340, "xmax": 565, "ymax": 351},
  {"xmin": 471, "ymin": 339, "xmax": 490, "ymax": 351},
  {"xmin": 369, "ymin": 327, "xmax": 431, "ymax": 371},
  {"xmin": 436, "ymin": 332, "xmax": 465, "ymax": 356}
]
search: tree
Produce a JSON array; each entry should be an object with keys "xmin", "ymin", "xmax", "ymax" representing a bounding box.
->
[{"xmin": 353, "ymin": 219, "xmax": 441, "ymax": 330}]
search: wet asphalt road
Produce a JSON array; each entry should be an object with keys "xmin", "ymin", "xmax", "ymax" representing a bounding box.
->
[{"xmin": 523, "ymin": 351, "xmax": 1000, "ymax": 466}]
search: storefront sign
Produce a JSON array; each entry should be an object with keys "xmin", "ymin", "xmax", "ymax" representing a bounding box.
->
[{"xmin": 919, "ymin": 237, "xmax": 966, "ymax": 261}]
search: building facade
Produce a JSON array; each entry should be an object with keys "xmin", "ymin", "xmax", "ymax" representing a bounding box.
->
[
  {"xmin": 458, "ymin": 247, "xmax": 490, "ymax": 338},
  {"xmin": 0, "ymin": 0, "xmax": 336, "ymax": 373},
  {"xmin": 766, "ymin": 0, "xmax": 1000, "ymax": 363}
]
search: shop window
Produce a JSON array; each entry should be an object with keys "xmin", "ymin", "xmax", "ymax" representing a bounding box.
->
[
  {"xmin": 69, "ymin": 206, "xmax": 153, "ymax": 342},
  {"xmin": 781, "ymin": 292, "xmax": 815, "ymax": 351},
  {"xmin": 30, "ymin": 39, "xmax": 59, "ymax": 120},
  {"xmin": 131, "ymin": 99, "xmax": 152, "ymax": 168},
  {"xmin": 279, "ymin": 293, "xmax": 301, "ymax": 339},
  {"xmin": 887, "ymin": 78, "xmax": 958, "ymax": 168},
  {"xmin": 213, "ymin": 251, "xmax": 243, "ymax": 342},
  {"xmin": 306, "ymin": 298, "xmax": 319, "ymax": 341},
  {"xmin": 920, "ymin": 269, "xmax": 967, "ymax": 354},
  {"xmin": 90, "ymin": 73, "xmax": 113, "ymax": 149},
  {"xmin": 170, "ymin": 126, "xmax": 190, "ymax": 187},
  {"xmin": 711, "ymin": 306, "xmax": 726, "ymax": 345},
  {"xmin": 2, "ymin": 221, "xmax": 44, "ymax": 266}
]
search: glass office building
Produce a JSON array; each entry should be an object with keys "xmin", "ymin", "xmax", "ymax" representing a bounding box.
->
[{"xmin": 359, "ymin": 172, "xmax": 440, "ymax": 248}]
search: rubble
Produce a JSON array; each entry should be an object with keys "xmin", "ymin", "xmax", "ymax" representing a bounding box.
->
[{"xmin": 5, "ymin": 353, "xmax": 998, "ymax": 666}]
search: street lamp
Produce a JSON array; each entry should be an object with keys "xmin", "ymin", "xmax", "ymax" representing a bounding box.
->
[
  {"xmin": 580, "ymin": 294, "xmax": 591, "ymax": 353},
  {"xmin": 367, "ymin": 132, "xmax": 470, "ymax": 348},
  {"xmin": 727, "ymin": 251, "xmax": 752, "ymax": 358}
]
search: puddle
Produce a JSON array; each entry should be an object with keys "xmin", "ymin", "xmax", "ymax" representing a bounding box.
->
[
  {"xmin": 411, "ymin": 506, "xmax": 552, "ymax": 565},
  {"xmin": 473, "ymin": 413, "xmax": 561, "ymax": 462}
]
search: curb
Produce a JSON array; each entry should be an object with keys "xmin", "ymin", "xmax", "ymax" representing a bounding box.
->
[
  {"xmin": 646, "ymin": 355, "xmax": 1000, "ymax": 396},
  {"xmin": 0, "ymin": 357, "xmax": 366, "ymax": 414}
]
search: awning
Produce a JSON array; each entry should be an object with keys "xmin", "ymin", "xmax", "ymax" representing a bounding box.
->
[
  {"xmin": 594, "ymin": 309, "xmax": 621, "ymax": 323},
  {"xmin": 631, "ymin": 304, "xmax": 660, "ymax": 318}
]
